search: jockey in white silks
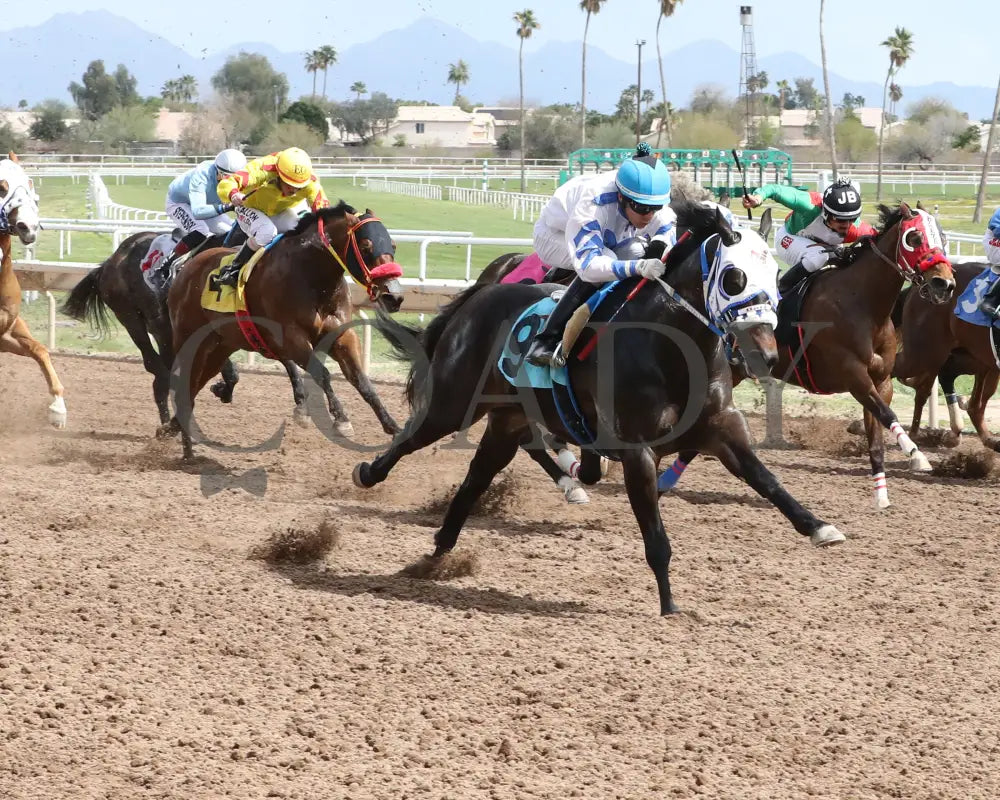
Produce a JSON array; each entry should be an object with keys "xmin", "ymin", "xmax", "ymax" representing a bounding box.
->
[
  {"xmin": 150, "ymin": 148, "xmax": 246, "ymax": 289},
  {"xmin": 525, "ymin": 143, "xmax": 677, "ymax": 367},
  {"xmin": 979, "ymin": 207, "xmax": 1000, "ymax": 318}
]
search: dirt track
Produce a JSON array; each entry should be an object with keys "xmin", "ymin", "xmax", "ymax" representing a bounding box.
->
[{"xmin": 2, "ymin": 354, "xmax": 1000, "ymax": 799}]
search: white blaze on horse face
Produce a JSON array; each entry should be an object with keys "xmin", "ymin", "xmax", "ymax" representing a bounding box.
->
[
  {"xmin": 0, "ymin": 158, "xmax": 41, "ymax": 242},
  {"xmin": 705, "ymin": 228, "xmax": 780, "ymax": 332}
]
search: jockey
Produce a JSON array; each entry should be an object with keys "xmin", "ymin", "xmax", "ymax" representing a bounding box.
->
[
  {"xmin": 978, "ymin": 207, "xmax": 1000, "ymax": 317},
  {"xmin": 524, "ymin": 143, "xmax": 677, "ymax": 367},
  {"xmin": 153, "ymin": 148, "xmax": 246, "ymax": 286},
  {"xmin": 743, "ymin": 177, "xmax": 876, "ymax": 294},
  {"xmin": 215, "ymin": 147, "xmax": 330, "ymax": 285}
]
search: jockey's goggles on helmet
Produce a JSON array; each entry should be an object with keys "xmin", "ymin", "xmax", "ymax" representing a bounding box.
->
[{"xmin": 625, "ymin": 198, "xmax": 663, "ymax": 215}]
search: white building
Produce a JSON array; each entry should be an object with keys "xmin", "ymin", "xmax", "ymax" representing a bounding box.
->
[{"xmin": 383, "ymin": 105, "xmax": 496, "ymax": 148}]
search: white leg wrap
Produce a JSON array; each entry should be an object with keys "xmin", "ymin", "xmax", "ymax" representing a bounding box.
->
[
  {"xmin": 946, "ymin": 395, "xmax": 965, "ymax": 434},
  {"xmin": 872, "ymin": 471, "xmax": 890, "ymax": 509},
  {"xmin": 889, "ymin": 421, "xmax": 915, "ymax": 454},
  {"xmin": 557, "ymin": 475, "xmax": 589, "ymax": 504},
  {"xmin": 555, "ymin": 448, "xmax": 580, "ymax": 479},
  {"xmin": 48, "ymin": 394, "xmax": 67, "ymax": 429}
]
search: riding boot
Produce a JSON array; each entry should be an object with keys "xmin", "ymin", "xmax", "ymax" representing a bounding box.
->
[
  {"xmin": 979, "ymin": 272, "xmax": 1000, "ymax": 318},
  {"xmin": 777, "ymin": 262, "xmax": 810, "ymax": 295},
  {"xmin": 525, "ymin": 276, "xmax": 600, "ymax": 367},
  {"xmin": 218, "ymin": 243, "xmax": 254, "ymax": 287}
]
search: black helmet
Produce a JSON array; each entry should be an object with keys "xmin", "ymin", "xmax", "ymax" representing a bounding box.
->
[{"xmin": 821, "ymin": 178, "xmax": 862, "ymax": 220}]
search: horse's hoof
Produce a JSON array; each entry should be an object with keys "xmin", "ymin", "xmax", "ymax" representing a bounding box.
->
[
  {"xmin": 909, "ymin": 451, "xmax": 932, "ymax": 473},
  {"xmin": 810, "ymin": 524, "xmax": 847, "ymax": 546},
  {"xmin": 958, "ymin": 395, "xmax": 970, "ymax": 411},
  {"xmin": 47, "ymin": 396, "xmax": 67, "ymax": 429},
  {"xmin": 599, "ymin": 457, "xmax": 610, "ymax": 478},
  {"xmin": 352, "ymin": 462, "xmax": 373, "ymax": 489},
  {"xmin": 156, "ymin": 419, "xmax": 181, "ymax": 440},
  {"xmin": 336, "ymin": 420, "xmax": 355, "ymax": 436},
  {"xmin": 874, "ymin": 494, "xmax": 892, "ymax": 510},
  {"xmin": 660, "ymin": 599, "xmax": 680, "ymax": 615},
  {"xmin": 564, "ymin": 485, "xmax": 590, "ymax": 504},
  {"xmin": 210, "ymin": 380, "xmax": 233, "ymax": 403},
  {"xmin": 293, "ymin": 406, "xmax": 310, "ymax": 427}
]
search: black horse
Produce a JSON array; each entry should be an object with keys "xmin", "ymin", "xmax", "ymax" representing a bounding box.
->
[{"xmin": 353, "ymin": 202, "xmax": 845, "ymax": 615}]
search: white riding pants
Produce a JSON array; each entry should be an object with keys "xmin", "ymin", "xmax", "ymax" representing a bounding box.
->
[{"xmin": 166, "ymin": 201, "xmax": 232, "ymax": 238}]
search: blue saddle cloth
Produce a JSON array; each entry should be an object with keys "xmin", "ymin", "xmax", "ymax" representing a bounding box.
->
[
  {"xmin": 955, "ymin": 267, "xmax": 1000, "ymax": 329},
  {"xmin": 497, "ymin": 282, "xmax": 621, "ymax": 448}
]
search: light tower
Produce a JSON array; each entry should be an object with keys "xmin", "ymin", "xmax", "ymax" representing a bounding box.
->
[{"xmin": 738, "ymin": 5, "xmax": 759, "ymax": 147}]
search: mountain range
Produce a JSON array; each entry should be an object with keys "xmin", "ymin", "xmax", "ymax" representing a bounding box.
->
[{"xmin": 3, "ymin": 11, "xmax": 997, "ymax": 120}]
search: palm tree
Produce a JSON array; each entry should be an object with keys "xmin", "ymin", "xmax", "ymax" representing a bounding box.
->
[
  {"xmin": 161, "ymin": 79, "xmax": 180, "ymax": 103},
  {"xmin": 317, "ymin": 45, "xmax": 338, "ymax": 99},
  {"xmin": 889, "ymin": 82, "xmax": 903, "ymax": 118},
  {"xmin": 514, "ymin": 9, "xmax": 540, "ymax": 193},
  {"xmin": 579, "ymin": 0, "xmax": 606, "ymax": 146},
  {"xmin": 304, "ymin": 50, "xmax": 321, "ymax": 99},
  {"xmin": 973, "ymin": 71, "xmax": 1000, "ymax": 223},
  {"xmin": 876, "ymin": 27, "xmax": 914, "ymax": 200},
  {"xmin": 446, "ymin": 60, "xmax": 470, "ymax": 104},
  {"xmin": 178, "ymin": 75, "xmax": 197, "ymax": 104},
  {"xmin": 775, "ymin": 78, "xmax": 790, "ymax": 134},
  {"xmin": 655, "ymin": 0, "xmax": 684, "ymax": 147},
  {"xmin": 819, "ymin": 0, "xmax": 838, "ymax": 178},
  {"xmin": 350, "ymin": 81, "xmax": 367, "ymax": 101}
]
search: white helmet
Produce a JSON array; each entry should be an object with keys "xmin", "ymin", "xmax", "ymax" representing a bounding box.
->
[{"xmin": 214, "ymin": 148, "xmax": 246, "ymax": 175}]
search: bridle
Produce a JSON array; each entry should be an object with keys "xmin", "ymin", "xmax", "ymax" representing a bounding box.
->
[
  {"xmin": 862, "ymin": 216, "xmax": 950, "ymax": 299},
  {"xmin": 316, "ymin": 213, "xmax": 403, "ymax": 300}
]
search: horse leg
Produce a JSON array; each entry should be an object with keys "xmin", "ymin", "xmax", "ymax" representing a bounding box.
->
[
  {"xmin": 907, "ymin": 372, "xmax": 937, "ymax": 438},
  {"xmin": 120, "ymin": 311, "xmax": 173, "ymax": 424},
  {"xmin": 851, "ymin": 373, "xmax": 933, "ymax": 475},
  {"xmin": 0, "ymin": 317, "xmax": 66, "ymax": 428},
  {"xmin": 619, "ymin": 446, "xmax": 678, "ymax": 615},
  {"xmin": 329, "ymin": 326, "xmax": 400, "ymax": 435},
  {"xmin": 432, "ymin": 413, "xmax": 525, "ymax": 555},
  {"xmin": 705, "ymin": 410, "xmax": 846, "ymax": 544},
  {"xmin": 938, "ymin": 364, "xmax": 966, "ymax": 438},
  {"xmin": 965, "ymin": 371, "xmax": 1000, "ymax": 451},
  {"xmin": 210, "ymin": 359, "xmax": 239, "ymax": 404},
  {"xmin": 148, "ymin": 317, "xmax": 174, "ymax": 423},
  {"xmin": 524, "ymin": 430, "xmax": 589, "ymax": 504},
  {"xmin": 173, "ymin": 339, "xmax": 232, "ymax": 460},
  {"xmin": 656, "ymin": 449, "xmax": 700, "ymax": 493},
  {"xmin": 281, "ymin": 360, "xmax": 310, "ymax": 426}
]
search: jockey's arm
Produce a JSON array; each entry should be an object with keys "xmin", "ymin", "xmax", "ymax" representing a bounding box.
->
[
  {"xmin": 844, "ymin": 220, "xmax": 877, "ymax": 243},
  {"xmin": 565, "ymin": 212, "xmax": 663, "ymax": 284},
  {"xmin": 187, "ymin": 168, "xmax": 226, "ymax": 219},
  {"xmin": 303, "ymin": 181, "xmax": 330, "ymax": 212},
  {"xmin": 753, "ymin": 183, "xmax": 820, "ymax": 214},
  {"xmin": 216, "ymin": 160, "xmax": 265, "ymax": 204}
]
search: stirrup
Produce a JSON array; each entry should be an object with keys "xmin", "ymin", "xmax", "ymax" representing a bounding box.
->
[{"xmin": 550, "ymin": 342, "xmax": 566, "ymax": 369}]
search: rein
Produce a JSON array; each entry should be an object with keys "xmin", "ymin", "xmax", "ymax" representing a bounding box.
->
[{"xmin": 863, "ymin": 225, "xmax": 948, "ymax": 299}]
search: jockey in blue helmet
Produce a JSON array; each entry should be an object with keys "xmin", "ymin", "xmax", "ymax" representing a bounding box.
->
[{"xmin": 525, "ymin": 142, "xmax": 677, "ymax": 367}]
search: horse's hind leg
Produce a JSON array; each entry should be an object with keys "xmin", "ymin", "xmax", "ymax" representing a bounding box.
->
[
  {"xmin": 619, "ymin": 446, "xmax": 678, "ymax": 615},
  {"xmin": 523, "ymin": 429, "xmax": 588, "ymax": 504},
  {"xmin": 966, "ymin": 370, "xmax": 1000, "ymax": 451},
  {"xmin": 432, "ymin": 413, "xmax": 525, "ymax": 555},
  {"xmin": 281, "ymin": 360, "xmax": 310, "ymax": 426},
  {"xmin": 938, "ymin": 362, "xmax": 966, "ymax": 437},
  {"xmin": 656, "ymin": 449, "xmax": 700, "ymax": 493},
  {"xmin": 706, "ymin": 410, "xmax": 846, "ymax": 544},
  {"xmin": 210, "ymin": 359, "xmax": 239, "ymax": 404},
  {"xmin": 907, "ymin": 372, "xmax": 937, "ymax": 438},
  {"xmin": 0, "ymin": 317, "xmax": 66, "ymax": 428},
  {"xmin": 329, "ymin": 326, "xmax": 400, "ymax": 435}
]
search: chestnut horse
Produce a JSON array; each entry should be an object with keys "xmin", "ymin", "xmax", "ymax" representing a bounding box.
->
[
  {"xmin": 0, "ymin": 153, "xmax": 67, "ymax": 428},
  {"xmin": 658, "ymin": 204, "xmax": 957, "ymax": 509},
  {"xmin": 163, "ymin": 202, "xmax": 405, "ymax": 459},
  {"xmin": 894, "ymin": 260, "xmax": 1000, "ymax": 450}
]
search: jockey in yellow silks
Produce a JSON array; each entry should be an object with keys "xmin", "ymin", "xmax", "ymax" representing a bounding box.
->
[{"xmin": 215, "ymin": 147, "xmax": 329, "ymax": 284}]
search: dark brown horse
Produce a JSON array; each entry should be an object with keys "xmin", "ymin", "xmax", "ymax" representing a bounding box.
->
[
  {"xmin": 353, "ymin": 202, "xmax": 845, "ymax": 615},
  {"xmin": 893, "ymin": 260, "xmax": 1000, "ymax": 450},
  {"xmin": 658, "ymin": 203, "xmax": 957, "ymax": 510},
  {"xmin": 165, "ymin": 201, "xmax": 404, "ymax": 459},
  {"xmin": 0, "ymin": 152, "xmax": 66, "ymax": 428}
]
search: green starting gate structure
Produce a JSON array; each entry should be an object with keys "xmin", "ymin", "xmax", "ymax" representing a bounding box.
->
[{"xmin": 560, "ymin": 147, "xmax": 796, "ymax": 197}]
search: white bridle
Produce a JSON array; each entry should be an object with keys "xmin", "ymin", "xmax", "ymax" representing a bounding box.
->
[{"xmin": 0, "ymin": 158, "xmax": 41, "ymax": 238}]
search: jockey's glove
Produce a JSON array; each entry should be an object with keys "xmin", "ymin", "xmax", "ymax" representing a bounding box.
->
[
  {"xmin": 801, "ymin": 247, "xmax": 831, "ymax": 271},
  {"xmin": 633, "ymin": 258, "xmax": 666, "ymax": 280}
]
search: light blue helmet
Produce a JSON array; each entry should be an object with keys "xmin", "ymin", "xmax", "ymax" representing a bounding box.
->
[{"xmin": 616, "ymin": 155, "xmax": 672, "ymax": 207}]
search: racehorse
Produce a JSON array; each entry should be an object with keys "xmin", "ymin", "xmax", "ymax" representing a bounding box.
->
[
  {"xmin": 353, "ymin": 201, "xmax": 845, "ymax": 615},
  {"xmin": 62, "ymin": 227, "xmax": 257, "ymax": 425},
  {"xmin": 657, "ymin": 203, "xmax": 957, "ymax": 509},
  {"xmin": 165, "ymin": 201, "xmax": 405, "ymax": 459},
  {"xmin": 0, "ymin": 152, "xmax": 67, "ymax": 428},
  {"xmin": 893, "ymin": 260, "xmax": 1000, "ymax": 451}
]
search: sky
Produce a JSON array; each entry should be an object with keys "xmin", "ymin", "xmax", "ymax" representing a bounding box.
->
[{"xmin": 7, "ymin": 0, "xmax": 994, "ymax": 88}]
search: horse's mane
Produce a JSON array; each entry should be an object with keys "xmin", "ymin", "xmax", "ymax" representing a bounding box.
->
[
  {"xmin": 286, "ymin": 200, "xmax": 357, "ymax": 237},
  {"xmin": 837, "ymin": 203, "xmax": 907, "ymax": 267}
]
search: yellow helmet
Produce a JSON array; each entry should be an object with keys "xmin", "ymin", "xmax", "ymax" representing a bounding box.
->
[{"xmin": 276, "ymin": 147, "xmax": 313, "ymax": 188}]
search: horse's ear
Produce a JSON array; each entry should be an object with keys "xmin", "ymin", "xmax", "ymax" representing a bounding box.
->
[
  {"xmin": 716, "ymin": 207, "xmax": 741, "ymax": 246},
  {"xmin": 757, "ymin": 207, "xmax": 772, "ymax": 242},
  {"xmin": 7, "ymin": 151, "xmax": 18, "ymax": 162},
  {"xmin": 0, "ymin": 179, "xmax": 8, "ymax": 199},
  {"xmin": 915, "ymin": 199, "xmax": 925, "ymax": 211},
  {"xmin": 366, "ymin": 208, "xmax": 374, "ymax": 216},
  {"xmin": 900, "ymin": 201, "xmax": 914, "ymax": 219}
]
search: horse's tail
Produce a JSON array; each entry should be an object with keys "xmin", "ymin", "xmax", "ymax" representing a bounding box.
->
[
  {"xmin": 61, "ymin": 264, "xmax": 114, "ymax": 336},
  {"xmin": 376, "ymin": 281, "xmax": 490, "ymax": 406},
  {"xmin": 891, "ymin": 284, "xmax": 911, "ymax": 330}
]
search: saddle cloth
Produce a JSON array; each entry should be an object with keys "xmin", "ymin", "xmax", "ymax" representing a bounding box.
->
[{"xmin": 199, "ymin": 247, "xmax": 267, "ymax": 314}]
